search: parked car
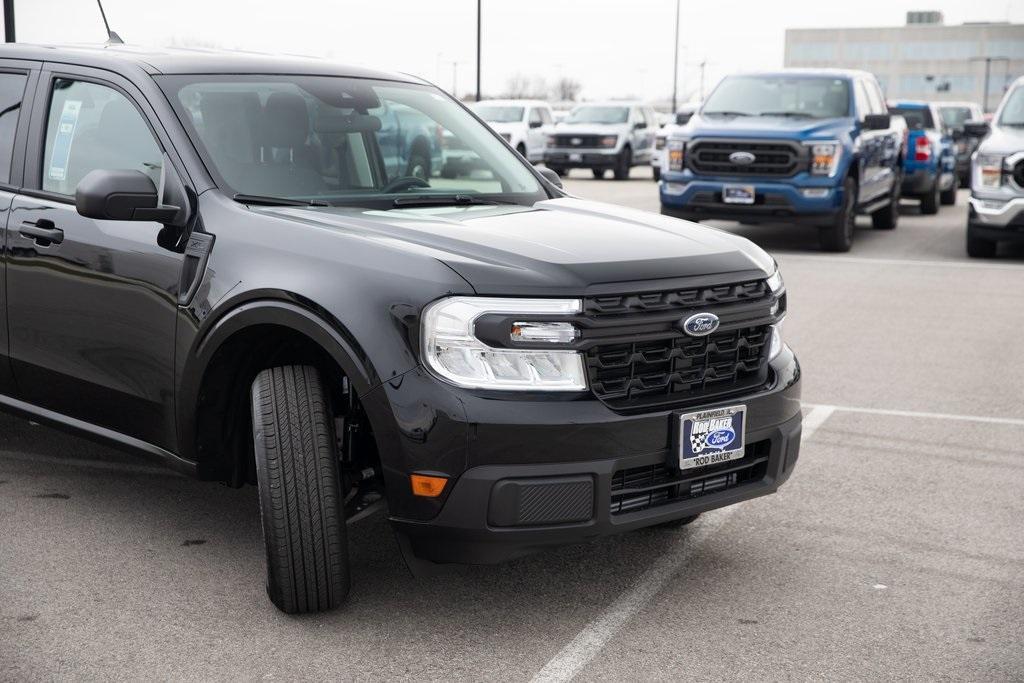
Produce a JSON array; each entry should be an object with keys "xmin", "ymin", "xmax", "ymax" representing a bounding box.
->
[
  {"xmin": 0, "ymin": 44, "xmax": 801, "ymax": 613},
  {"xmin": 470, "ymin": 99, "xmax": 554, "ymax": 163},
  {"xmin": 936, "ymin": 101, "xmax": 985, "ymax": 185},
  {"xmin": 652, "ymin": 103, "xmax": 699, "ymax": 181},
  {"xmin": 887, "ymin": 101, "xmax": 958, "ymax": 213},
  {"xmin": 659, "ymin": 70, "xmax": 905, "ymax": 251},
  {"xmin": 963, "ymin": 76, "xmax": 1024, "ymax": 257},
  {"xmin": 377, "ymin": 101, "xmax": 444, "ymax": 180},
  {"xmin": 544, "ymin": 101, "xmax": 659, "ymax": 179}
]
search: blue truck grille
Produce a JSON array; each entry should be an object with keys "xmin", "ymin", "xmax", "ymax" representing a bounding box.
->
[{"xmin": 689, "ymin": 139, "xmax": 802, "ymax": 177}]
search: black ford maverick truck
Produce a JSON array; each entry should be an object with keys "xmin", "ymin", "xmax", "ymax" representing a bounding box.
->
[{"xmin": 0, "ymin": 44, "xmax": 802, "ymax": 613}]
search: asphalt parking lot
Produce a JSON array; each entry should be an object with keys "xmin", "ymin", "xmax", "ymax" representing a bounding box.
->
[{"xmin": 2, "ymin": 167, "xmax": 1023, "ymax": 681}]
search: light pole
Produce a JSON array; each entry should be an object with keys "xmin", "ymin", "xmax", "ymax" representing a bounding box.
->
[
  {"xmin": 671, "ymin": 0, "xmax": 680, "ymax": 113},
  {"xmin": 475, "ymin": 0, "xmax": 482, "ymax": 101},
  {"xmin": 3, "ymin": 0, "xmax": 14, "ymax": 43},
  {"xmin": 971, "ymin": 56, "xmax": 1009, "ymax": 113}
]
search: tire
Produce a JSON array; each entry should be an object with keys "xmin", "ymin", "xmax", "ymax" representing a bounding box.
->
[
  {"xmin": 940, "ymin": 175, "xmax": 957, "ymax": 206},
  {"xmin": 405, "ymin": 148, "xmax": 431, "ymax": 180},
  {"xmin": 591, "ymin": 168, "xmax": 606, "ymax": 179},
  {"xmin": 656, "ymin": 514, "xmax": 700, "ymax": 529},
  {"xmin": 871, "ymin": 180, "xmax": 900, "ymax": 230},
  {"xmin": 251, "ymin": 365, "xmax": 349, "ymax": 614},
  {"xmin": 819, "ymin": 177, "xmax": 856, "ymax": 252},
  {"xmin": 652, "ymin": 166, "xmax": 661, "ymax": 182},
  {"xmin": 920, "ymin": 178, "xmax": 940, "ymax": 215},
  {"xmin": 966, "ymin": 230, "xmax": 997, "ymax": 258},
  {"xmin": 613, "ymin": 147, "xmax": 632, "ymax": 180}
]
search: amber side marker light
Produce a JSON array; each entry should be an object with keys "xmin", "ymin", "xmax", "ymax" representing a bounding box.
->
[{"xmin": 410, "ymin": 473, "xmax": 448, "ymax": 497}]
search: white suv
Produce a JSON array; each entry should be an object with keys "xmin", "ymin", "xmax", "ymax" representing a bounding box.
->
[{"xmin": 470, "ymin": 99, "xmax": 554, "ymax": 163}]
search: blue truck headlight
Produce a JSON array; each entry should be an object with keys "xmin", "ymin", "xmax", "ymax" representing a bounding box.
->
[
  {"xmin": 805, "ymin": 141, "xmax": 841, "ymax": 177},
  {"xmin": 667, "ymin": 139, "xmax": 686, "ymax": 171},
  {"xmin": 422, "ymin": 297, "xmax": 587, "ymax": 391}
]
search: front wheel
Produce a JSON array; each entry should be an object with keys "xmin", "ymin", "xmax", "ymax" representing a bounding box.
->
[
  {"xmin": 252, "ymin": 365, "xmax": 350, "ymax": 614},
  {"xmin": 920, "ymin": 178, "xmax": 940, "ymax": 215},
  {"xmin": 652, "ymin": 166, "xmax": 661, "ymax": 182},
  {"xmin": 592, "ymin": 168, "xmax": 606, "ymax": 179},
  {"xmin": 819, "ymin": 177, "xmax": 856, "ymax": 252},
  {"xmin": 940, "ymin": 175, "xmax": 957, "ymax": 206},
  {"xmin": 613, "ymin": 147, "xmax": 632, "ymax": 180},
  {"xmin": 871, "ymin": 181, "xmax": 900, "ymax": 230}
]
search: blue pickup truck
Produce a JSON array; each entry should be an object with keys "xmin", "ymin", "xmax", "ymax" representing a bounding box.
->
[
  {"xmin": 887, "ymin": 101, "xmax": 958, "ymax": 214},
  {"xmin": 659, "ymin": 69, "xmax": 905, "ymax": 251}
]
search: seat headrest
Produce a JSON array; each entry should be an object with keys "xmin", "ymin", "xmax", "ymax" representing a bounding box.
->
[{"xmin": 262, "ymin": 91, "xmax": 310, "ymax": 150}]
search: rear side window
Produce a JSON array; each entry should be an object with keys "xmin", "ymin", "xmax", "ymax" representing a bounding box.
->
[
  {"xmin": 0, "ymin": 72, "xmax": 27, "ymax": 184},
  {"xmin": 42, "ymin": 79, "xmax": 162, "ymax": 195}
]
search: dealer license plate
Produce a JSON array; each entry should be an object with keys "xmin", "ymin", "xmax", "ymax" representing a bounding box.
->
[
  {"xmin": 677, "ymin": 405, "xmax": 746, "ymax": 470},
  {"xmin": 569, "ymin": 153, "xmax": 583, "ymax": 162},
  {"xmin": 722, "ymin": 184, "xmax": 755, "ymax": 204}
]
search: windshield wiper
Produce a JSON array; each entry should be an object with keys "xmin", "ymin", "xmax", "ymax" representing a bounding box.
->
[
  {"xmin": 702, "ymin": 110, "xmax": 753, "ymax": 117},
  {"xmin": 758, "ymin": 111, "xmax": 814, "ymax": 118},
  {"xmin": 233, "ymin": 193, "xmax": 330, "ymax": 207},
  {"xmin": 392, "ymin": 194, "xmax": 518, "ymax": 208}
]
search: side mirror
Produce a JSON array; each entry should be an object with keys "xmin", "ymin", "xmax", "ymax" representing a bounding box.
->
[
  {"xmin": 675, "ymin": 112, "xmax": 693, "ymax": 126},
  {"xmin": 963, "ymin": 120, "xmax": 990, "ymax": 139},
  {"xmin": 538, "ymin": 167, "xmax": 563, "ymax": 189},
  {"xmin": 862, "ymin": 113, "xmax": 891, "ymax": 130},
  {"xmin": 75, "ymin": 169, "xmax": 181, "ymax": 223},
  {"xmin": 633, "ymin": 121, "xmax": 646, "ymax": 131},
  {"xmin": 529, "ymin": 120, "xmax": 543, "ymax": 128}
]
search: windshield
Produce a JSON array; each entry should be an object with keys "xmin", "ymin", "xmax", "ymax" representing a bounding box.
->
[
  {"xmin": 889, "ymin": 106, "xmax": 934, "ymax": 130},
  {"xmin": 473, "ymin": 105, "xmax": 524, "ymax": 123},
  {"xmin": 998, "ymin": 87, "xmax": 1024, "ymax": 126},
  {"xmin": 158, "ymin": 75, "xmax": 546, "ymax": 207},
  {"xmin": 938, "ymin": 106, "xmax": 973, "ymax": 129},
  {"xmin": 565, "ymin": 106, "xmax": 629, "ymax": 124},
  {"xmin": 703, "ymin": 76, "xmax": 851, "ymax": 118}
]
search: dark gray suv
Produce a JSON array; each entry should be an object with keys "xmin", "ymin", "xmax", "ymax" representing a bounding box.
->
[{"xmin": 0, "ymin": 44, "xmax": 802, "ymax": 613}]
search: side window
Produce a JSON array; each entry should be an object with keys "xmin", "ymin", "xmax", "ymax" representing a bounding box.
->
[
  {"xmin": 865, "ymin": 80, "xmax": 886, "ymax": 115},
  {"xmin": 0, "ymin": 72, "xmax": 27, "ymax": 185},
  {"xmin": 539, "ymin": 107, "xmax": 553, "ymax": 125},
  {"xmin": 42, "ymin": 78, "xmax": 162, "ymax": 195},
  {"xmin": 528, "ymin": 108, "xmax": 542, "ymax": 126},
  {"xmin": 630, "ymin": 108, "xmax": 644, "ymax": 127}
]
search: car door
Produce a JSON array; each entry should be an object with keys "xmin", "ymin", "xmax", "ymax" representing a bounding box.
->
[
  {"xmin": 865, "ymin": 78, "xmax": 898, "ymax": 200},
  {"xmin": 7, "ymin": 66, "xmax": 186, "ymax": 450},
  {"xmin": 0, "ymin": 60, "xmax": 38, "ymax": 398},
  {"xmin": 853, "ymin": 78, "xmax": 884, "ymax": 202}
]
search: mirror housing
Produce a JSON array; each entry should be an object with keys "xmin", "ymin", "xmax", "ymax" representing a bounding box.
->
[
  {"xmin": 632, "ymin": 121, "xmax": 646, "ymax": 130},
  {"xmin": 862, "ymin": 113, "xmax": 891, "ymax": 130},
  {"xmin": 675, "ymin": 112, "xmax": 693, "ymax": 126},
  {"xmin": 528, "ymin": 120, "xmax": 543, "ymax": 129},
  {"xmin": 538, "ymin": 167, "xmax": 563, "ymax": 189},
  {"xmin": 76, "ymin": 169, "xmax": 181, "ymax": 223},
  {"xmin": 963, "ymin": 120, "xmax": 990, "ymax": 139}
]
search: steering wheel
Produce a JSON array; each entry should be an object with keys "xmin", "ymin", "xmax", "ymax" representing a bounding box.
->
[{"xmin": 381, "ymin": 176, "xmax": 431, "ymax": 194}]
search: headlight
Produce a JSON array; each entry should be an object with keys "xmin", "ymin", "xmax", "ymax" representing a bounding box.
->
[
  {"xmin": 766, "ymin": 267, "xmax": 784, "ymax": 294},
  {"xmin": 421, "ymin": 297, "xmax": 587, "ymax": 391},
  {"xmin": 768, "ymin": 320, "xmax": 784, "ymax": 361},
  {"xmin": 805, "ymin": 141, "xmax": 841, "ymax": 176},
  {"xmin": 600, "ymin": 135, "xmax": 618, "ymax": 148},
  {"xmin": 667, "ymin": 139, "xmax": 686, "ymax": 171},
  {"xmin": 974, "ymin": 153, "xmax": 1004, "ymax": 189},
  {"xmin": 655, "ymin": 136, "xmax": 667, "ymax": 150},
  {"xmin": 546, "ymin": 135, "xmax": 558, "ymax": 148}
]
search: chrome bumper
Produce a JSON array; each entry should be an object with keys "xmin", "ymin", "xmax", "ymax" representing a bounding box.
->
[{"xmin": 969, "ymin": 195, "xmax": 1024, "ymax": 227}]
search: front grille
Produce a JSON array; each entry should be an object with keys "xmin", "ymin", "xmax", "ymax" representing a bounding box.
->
[
  {"xmin": 689, "ymin": 139, "xmax": 802, "ymax": 176},
  {"xmin": 586, "ymin": 326, "xmax": 771, "ymax": 411},
  {"xmin": 584, "ymin": 280, "xmax": 768, "ymax": 317},
  {"xmin": 552, "ymin": 134, "xmax": 606, "ymax": 148},
  {"xmin": 610, "ymin": 441, "xmax": 769, "ymax": 515}
]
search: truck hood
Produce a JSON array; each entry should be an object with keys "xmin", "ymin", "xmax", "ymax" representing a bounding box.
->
[
  {"xmin": 257, "ymin": 198, "xmax": 774, "ymax": 295},
  {"xmin": 978, "ymin": 125, "xmax": 1024, "ymax": 155},
  {"xmin": 683, "ymin": 113, "xmax": 852, "ymax": 140}
]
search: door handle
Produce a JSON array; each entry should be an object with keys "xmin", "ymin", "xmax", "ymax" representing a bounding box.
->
[{"xmin": 19, "ymin": 219, "xmax": 64, "ymax": 246}]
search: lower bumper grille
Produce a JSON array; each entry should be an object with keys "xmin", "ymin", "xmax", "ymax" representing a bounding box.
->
[{"xmin": 610, "ymin": 441, "xmax": 769, "ymax": 515}]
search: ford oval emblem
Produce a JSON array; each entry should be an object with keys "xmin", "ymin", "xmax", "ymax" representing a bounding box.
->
[
  {"xmin": 706, "ymin": 428, "xmax": 736, "ymax": 449},
  {"xmin": 571, "ymin": 137, "xmax": 581, "ymax": 145},
  {"xmin": 729, "ymin": 151, "xmax": 756, "ymax": 165},
  {"xmin": 682, "ymin": 312, "xmax": 720, "ymax": 337}
]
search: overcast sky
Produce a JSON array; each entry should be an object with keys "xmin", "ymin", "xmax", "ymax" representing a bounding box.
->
[{"xmin": 13, "ymin": 0, "xmax": 1024, "ymax": 102}]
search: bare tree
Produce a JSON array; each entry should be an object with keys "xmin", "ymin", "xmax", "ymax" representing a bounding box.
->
[
  {"xmin": 552, "ymin": 77, "xmax": 583, "ymax": 102},
  {"xmin": 504, "ymin": 74, "xmax": 533, "ymax": 99}
]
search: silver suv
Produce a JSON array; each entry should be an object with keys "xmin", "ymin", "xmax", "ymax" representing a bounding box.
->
[
  {"xmin": 966, "ymin": 76, "xmax": 1024, "ymax": 258},
  {"xmin": 543, "ymin": 102, "xmax": 658, "ymax": 180}
]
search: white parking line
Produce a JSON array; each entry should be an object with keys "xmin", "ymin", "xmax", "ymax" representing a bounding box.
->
[
  {"xmin": 778, "ymin": 254, "xmax": 1024, "ymax": 271},
  {"xmin": 532, "ymin": 404, "xmax": 837, "ymax": 683},
  {"xmin": 804, "ymin": 403, "xmax": 1024, "ymax": 427}
]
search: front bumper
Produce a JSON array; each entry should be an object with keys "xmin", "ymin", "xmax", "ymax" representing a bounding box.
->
[
  {"xmin": 389, "ymin": 347, "xmax": 802, "ymax": 564},
  {"xmin": 658, "ymin": 171, "xmax": 842, "ymax": 225},
  {"xmin": 545, "ymin": 148, "xmax": 620, "ymax": 168},
  {"xmin": 969, "ymin": 196, "xmax": 1024, "ymax": 243}
]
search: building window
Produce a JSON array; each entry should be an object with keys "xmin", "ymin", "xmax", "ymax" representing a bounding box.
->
[
  {"xmin": 843, "ymin": 42, "xmax": 892, "ymax": 61},
  {"xmin": 986, "ymin": 40, "xmax": 1024, "ymax": 60},
  {"xmin": 788, "ymin": 42, "xmax": 838, "ymax": 62},
  {"xmin": 900, "ymin": 41, "xmax": 979, "ymax": 60}
]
